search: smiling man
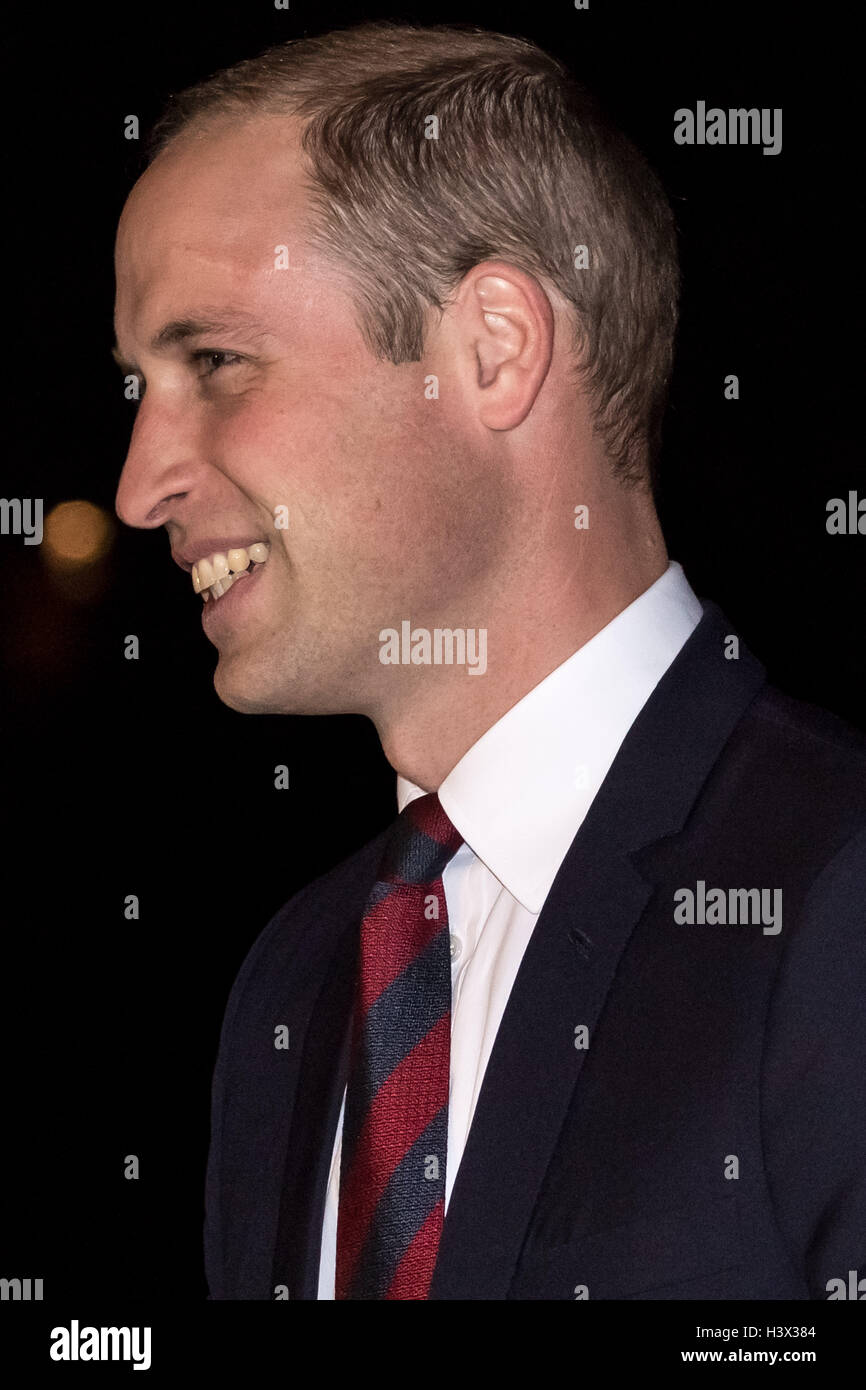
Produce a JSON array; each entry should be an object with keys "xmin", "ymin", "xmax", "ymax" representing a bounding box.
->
[{"xmin": 114, "ymin": 23, "xmax": 865, "ymax": 1301}]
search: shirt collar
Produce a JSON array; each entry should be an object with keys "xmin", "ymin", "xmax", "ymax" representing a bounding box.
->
[{"xmin": 397, "ymin": 561, "xmax": 704, "ymax": 914}]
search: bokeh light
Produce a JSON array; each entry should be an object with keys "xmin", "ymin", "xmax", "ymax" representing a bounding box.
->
[{"xmin": 42, "ymin": 500, "xmax": 115, "ymax": 570}]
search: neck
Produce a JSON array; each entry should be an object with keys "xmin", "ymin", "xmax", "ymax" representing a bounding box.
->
[{"xmin": 373, "ymin": 490, "xmax": 668, "ymax": 790}]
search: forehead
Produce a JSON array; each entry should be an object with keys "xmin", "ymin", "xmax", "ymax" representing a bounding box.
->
[{"xmin": 115, "ymin": 115, "xmax": 318, "ymax": 335}]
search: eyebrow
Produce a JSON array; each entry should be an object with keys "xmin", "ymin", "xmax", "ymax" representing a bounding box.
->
[{"xmin": 111, "ymin": 310, "xmax": 272, "ymax": 373}]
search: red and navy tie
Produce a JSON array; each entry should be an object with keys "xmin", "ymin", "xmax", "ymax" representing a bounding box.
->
[{"xmin": 335, "ymin": 792, "xmax": 463, "ymax": 1300}]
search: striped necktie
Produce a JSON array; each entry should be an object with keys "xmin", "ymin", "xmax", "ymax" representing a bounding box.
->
[{"xmin": 335, "ymin": 792, "xmax": 463, "ymax": 1299}]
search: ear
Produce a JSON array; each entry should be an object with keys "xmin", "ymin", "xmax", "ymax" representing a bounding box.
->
[{"xmin": 458, "ymin": 260, "xmax": 555, "ymax": 430}]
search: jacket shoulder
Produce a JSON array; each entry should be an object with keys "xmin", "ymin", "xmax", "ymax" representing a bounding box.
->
[
  {"xmin": 727, "ymin": 681, "xmax": 866, "ymax": 827},
  {"xmin": 219, "ymin": 826, "xmax": 389, "ymax": 1036},
  {"xmin": 749, "ymin": 682, "xmax": 866, "ymax": 758}
]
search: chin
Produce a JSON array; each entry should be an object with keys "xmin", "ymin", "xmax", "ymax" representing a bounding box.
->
[
  {"xmin": 213, "ymin": 662, "xmax": 284, "ymax": 715},
  {"xmin": 212, "ymin": 659, "xmax": 330, "ymax": 717}
]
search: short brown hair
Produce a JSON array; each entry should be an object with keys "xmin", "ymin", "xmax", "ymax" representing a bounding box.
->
[{"xmin": 149, "ymin": 21, "xmax": 680, "ymax": 485}]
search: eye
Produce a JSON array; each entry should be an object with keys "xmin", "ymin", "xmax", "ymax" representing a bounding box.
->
[{"xmin": 191, "ymin": 350, "xmax": 243, "ymax": 377}]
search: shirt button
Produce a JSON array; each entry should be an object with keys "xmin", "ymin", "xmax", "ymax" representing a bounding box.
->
[{"xmin": 449, "ymin": 934, "xmax": 462, "ymax": 962}]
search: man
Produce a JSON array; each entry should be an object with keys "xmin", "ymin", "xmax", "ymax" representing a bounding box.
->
[{"xmin": 113, "ymin": 23, "xmax": 865, "ymax": 1300}]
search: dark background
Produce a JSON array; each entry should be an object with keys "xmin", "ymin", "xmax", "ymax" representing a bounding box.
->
[{"xmin": 1, "ymin": 0, "xmax": 862, "ymax": 1301}]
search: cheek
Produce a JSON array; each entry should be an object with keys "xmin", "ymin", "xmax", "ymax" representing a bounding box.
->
[
  {"xmin": 205, "ymin": 382, "xmax": 456, "ymax": 563},
  {"xmin": 204, "ymin": 396, "xmax": 314, "ymax": 509}
]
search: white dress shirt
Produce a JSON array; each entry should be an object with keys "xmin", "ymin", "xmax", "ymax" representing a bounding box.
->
[{"xmin": 317, "ymin": 560, "xmax": 703, "ymax": 1297}]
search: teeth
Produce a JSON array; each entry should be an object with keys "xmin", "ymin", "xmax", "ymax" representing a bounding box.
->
[
  {"xmin": 197, "ymin": 557, "xmax": 216, "ymax": 589},
  {"xmin": 191, "ymin": 541, "xmax": 271, "ymax": 599}
]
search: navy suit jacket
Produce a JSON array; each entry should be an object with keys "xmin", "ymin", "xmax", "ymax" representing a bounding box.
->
[{"xmin": 204, "ymin": 600, "xmax": 866, "ymax": 1299}]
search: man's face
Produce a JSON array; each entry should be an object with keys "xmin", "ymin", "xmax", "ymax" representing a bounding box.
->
[{"xmin": 114, "ymin": 116, "xmax": 507, "ymax": 716}]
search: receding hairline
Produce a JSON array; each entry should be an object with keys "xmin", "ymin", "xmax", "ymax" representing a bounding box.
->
[
  {"xmin": 149, "ymin": 104, "xmax": 309, "ymax": 160},
  {"xmin": 137, "ymin": 21, "xmax": 679, "ymax": 486}
]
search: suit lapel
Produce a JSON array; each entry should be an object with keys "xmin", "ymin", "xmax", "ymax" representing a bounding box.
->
[
  {"xmin": 429, "ymin": 601, "xmax": 766, "ymax": 1298},
  {"xmin": 270, "ymin": 910, "xmax": 359, "ymax": 1299},
  {"xmin": 429, "ymin": 836, "xmax": 653, "ymax": 1298},
  {"xmin": 216, "ymin": 831, "xmax": 388, "ymax": 1299}
]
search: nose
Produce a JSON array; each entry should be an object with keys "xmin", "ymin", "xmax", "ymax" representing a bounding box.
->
[{"xmin": 115, "ymin": 391, "xmax": 202, "ymax": 530}]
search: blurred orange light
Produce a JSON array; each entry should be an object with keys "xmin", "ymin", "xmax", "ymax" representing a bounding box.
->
[{"xmin": 43, "ymin": 500, "xmax": 114, "ymax": 569}]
